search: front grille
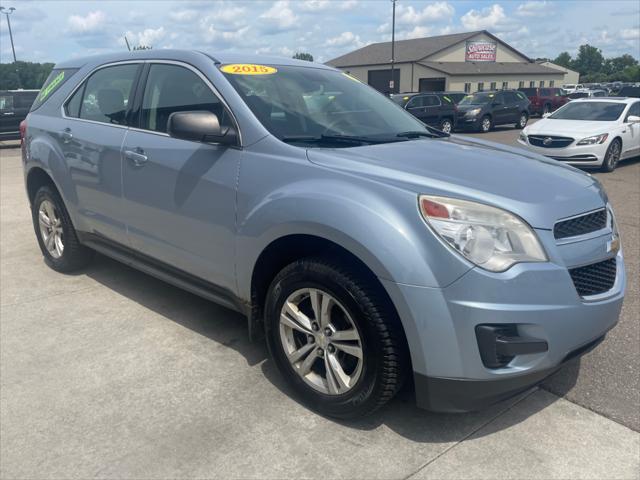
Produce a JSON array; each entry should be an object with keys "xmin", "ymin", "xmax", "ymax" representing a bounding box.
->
[
  {"xmin": 554, "ymin": 208, "xmax": 607, "ymax": 239},
  {"xmin": 569, "ymin": 258, "xmax": 617, "ymax": 297},
  {"xmin": 528, "ymin": 135, "xmax": 574, "ymax": 148}
]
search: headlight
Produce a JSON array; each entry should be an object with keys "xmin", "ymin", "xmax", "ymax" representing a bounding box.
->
[
  {"xmin": 577, "ymin": 133, "xmax": 608, "ymax": 145},
  {"xmin": 419, "ymin": 195, "xmax": 547, "ymax": 272},
  {"xmin": 466, "ymin": 108, "xmax": 481, "ymax": 117},
  {"xmin": 518, "ymin": 131, "xmax": 528, "ymax": 143}
]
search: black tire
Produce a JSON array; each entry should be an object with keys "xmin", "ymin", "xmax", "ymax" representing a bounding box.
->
[
  {"xmin": 31, "ymin": 185, "xmax": 93, "ymax": 272},
  {"xmin": 439, "ymin": 118, "xmax": 453, "ymax": 134},
  {"xmin": 515, "ymin": 112, "xmax": 528, "ymax": 129},
  {"xmin": 264, "ymin": 257, "xmax": 408, "ymax": 419},
  {"xmin": 479, "ymin": 115, "xmax": 492, "ymax": 133},
  {"xmin": 601, "ymin": 139, "xmax": 622, "ymax": 172}
]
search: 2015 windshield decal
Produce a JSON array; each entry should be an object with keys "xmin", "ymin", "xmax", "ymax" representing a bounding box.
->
[
  {"xmin": 220, "ymin": 64, "xmax": 277, "ymax": 75},
  {"xmin": 38, "ymin": 71, "xmax": 65, "ymax": 101}
]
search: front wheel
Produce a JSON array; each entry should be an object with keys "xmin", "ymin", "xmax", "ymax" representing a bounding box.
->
[
  {"xmin": 439, "ymin": 118, "xmax": 453, "ymax": 134},
  {"xmin": 264, "ymin": 257, "xmax": 408, "ymax": 418},
  {"xmin": 516, "ymin": 112, "xmax": 529, "ymax": 129},
  {"xmin": 479, "ymin": 115, "xmax": 492, "ymax": 133},
  {"xmin": 31, "ymin": 185, "xmax": 93, "ymax": 272},
  {"xmin": 601, "ymin": 139, "xmax": 622, "ymax": 172}
]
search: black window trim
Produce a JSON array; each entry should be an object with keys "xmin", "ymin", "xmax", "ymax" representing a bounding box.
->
[{"xmin": 60, "ymin": 59, "xmax": 243, "ymax": 146}]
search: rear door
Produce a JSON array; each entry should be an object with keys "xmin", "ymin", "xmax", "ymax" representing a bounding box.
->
[
  {"xmin": 0, "ymin": 92, "xmax": 17, "ymax": 138},
  {"xmin": 60, "ymin": 62, "xmax": 142, "ymax": 245},
  {"xmin": 490, "ymin": 92, "xmax": 509, "ymax": 125},
  {"xmin": 405, "ymin": 95, "xmax": 426, "ymax": 121},
  {"xmin": 504, "ymin": 92, "xmax": 522, "ymax": 122},
  {"xmin": 121, "ymin": 61, "xmax": 240, "ymax": 292}
]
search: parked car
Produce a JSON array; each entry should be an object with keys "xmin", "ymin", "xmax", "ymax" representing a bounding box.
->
[
  {"xmin": 438, "ymin": 91, "xmax": 467, "ymax": 104},
  {"xmin": 0, "ymin": 89, "xmax": 39, "ymax": 140},
  {"xmin": 616, "ymin": 86, "xmax": 640, "ymax": 98},
  {"xmin": 562, "ymin": 84, "xmax": 584, "ymax": 93},
  {"xmin": 518, "ymin": 97, "xmax": 640, "ymax": 171},
  {"xmin": 456, "ymin": 90, "xmax": 530, "ymax": 132},
  {"xmin": 22, "ymin": 50, "xmax": 625, "ymax": 418},
  {"xmin": 518, "ymin": 87, "xmax": 569, "ymax": 116},
  {"xmin": 390, "ymin": 92, "xmax": 457, "ymax": 133}
]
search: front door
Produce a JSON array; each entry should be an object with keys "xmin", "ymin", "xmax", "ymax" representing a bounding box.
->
[
  {"xmin": 121, "ymin": 62, "xmax": 240, "ymax": 292},
  {"xmin": 421, "ymin": 94, "xmax": 442, "ymax": 126}
]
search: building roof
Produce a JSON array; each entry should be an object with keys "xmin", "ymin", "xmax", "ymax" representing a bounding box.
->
[
  {"xmin": 419, "ymin": 61, "xmax": 565, "ymax": 75},
  {"xmin": 326, "ymin": 30, "xmax": 531, "ymax": 67},
  {"xmin": 537, "ymin": 61, "xmax": 577, "ymax": 75}
]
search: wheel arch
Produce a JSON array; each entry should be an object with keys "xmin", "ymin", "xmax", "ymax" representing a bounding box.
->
[{"xmin": 26, "ymin": 166, "xmax": 58, "ymax": 205}]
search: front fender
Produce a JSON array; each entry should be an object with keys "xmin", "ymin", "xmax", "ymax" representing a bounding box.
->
[{"xmin": 236, "ymin": 177, "xmax": 472, "ymax": 301}]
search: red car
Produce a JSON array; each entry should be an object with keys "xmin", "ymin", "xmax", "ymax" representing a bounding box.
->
[{"xmin": 518, "ymin": 87, "xmax": 569, "ymax": 116}]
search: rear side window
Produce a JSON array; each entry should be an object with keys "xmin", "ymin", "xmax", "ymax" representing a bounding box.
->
[
  {"xmin": 66, "ymin": 64, "xmax": 139, "ymax": 125},
  {"xmin": 0, "ymin": 94, "xmax": 13, "ymax": 111},
  {"xmin": 30, "ymin": 68, "xmax": 78, "ymax": 111},
  {"xmin": 405, "ymin": 96, "xmax": 425, "ymax": 109},
  {"xmin": 140, "ymin": 64, "xmax": 231, "ymax": 133},
  {"xmin": 423, "ymin": 95, "xmax": 440, "ymax": 107}
]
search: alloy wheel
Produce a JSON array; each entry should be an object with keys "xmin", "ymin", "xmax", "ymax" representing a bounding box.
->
[
  {"xmin": 38, "ymin": 200, "xmax": 64, "ymax": 259},
  {"xmin": 440, "ymin": 120, "xmax": 452, "ymax": 134},
  {"xmin": 519, "ymin": 114, "xmax": 528, "ymax": 128},
  {"xmin": 279, "ymin": 288, "xmax": 363, "ymax": 395},
  {"xmin": 607, "ymin": 141, "xmax": 621, "ymax": 169},
  {"xmin": 481, "ymin": 117, "xmax": 491, "ymax": 132}
]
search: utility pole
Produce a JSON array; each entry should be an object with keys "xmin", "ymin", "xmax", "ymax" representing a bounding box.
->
[
  {"xmin": 389, "ymin": 0, "xmax": 397, "ymax": 95},
  {"xmin": 0, "ymin": 6, "xmax": 17, "ymax": 62}
]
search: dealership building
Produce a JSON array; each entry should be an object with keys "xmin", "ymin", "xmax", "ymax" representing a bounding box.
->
[{"xmin": 327, "ymin": 30, "xmax": 572, "ymax": 94}]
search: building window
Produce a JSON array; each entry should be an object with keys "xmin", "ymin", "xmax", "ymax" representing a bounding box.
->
[
  {"xmin": 549, "ymin": 80, "xmax": 555, "ymax": 87},
  {"xmin": 519, "ymin": 81, "xmax": 524, "ymax": 88},
  {"xmin": 490, "ymin": 82, "xmax": 497, "ymax": 90},
  {"xmin": 540, "ymin": 80, "xmax": 545, "ymax": 87},
  {"xmin": 502, "ymin": 81, "xmax": 508, "ymax": 90},
  {"xmin": 464, "ymin": 83, "xmax": 471, "ymax": 93},
  {"xmin": 478, "ymin": 82, "xmax": 484, "ymax": 91},
  {"xmin": 529, "ymin": 81, "xmax": 535, "ymax": 88}
]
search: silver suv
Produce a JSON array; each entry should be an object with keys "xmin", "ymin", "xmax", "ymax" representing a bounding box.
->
[{"xmin": 22, "ymin": 50, "xmax": 625, "ymax": 418}]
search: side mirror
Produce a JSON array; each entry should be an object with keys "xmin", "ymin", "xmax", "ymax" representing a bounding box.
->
[
  {"xmin": 167, "ymin": 111, "xmax": 238, "ymax": 145},
  {"xmin": 627, "ymin": 115, "xmax": 640, "ymax": 124}
]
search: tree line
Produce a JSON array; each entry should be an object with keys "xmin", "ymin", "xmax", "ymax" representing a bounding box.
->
[
  {"xmin": 546, "ymin": 45, "xmax": 639, "ymax": 83},
  {"xmin": 0, "ymin": 61, "xmax": 54, "ymax": 90}
]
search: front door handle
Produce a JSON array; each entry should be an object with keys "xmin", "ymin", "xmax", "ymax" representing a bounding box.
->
[
  {"xmin": 59, "ymin": 128, "xmax": 73, "ymax": 143},
  {"xmin": 2, "ymin": 111, "xmax": 15, "ymax": 116},
  {"xmin": 124, "ymin": 149, "xmax": 148, "ymax": 167}
]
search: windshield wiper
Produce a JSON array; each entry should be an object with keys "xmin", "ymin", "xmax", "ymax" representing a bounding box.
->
[
  {"xmin": 281, "ymin": 134, "xmax": 403, "ymax": 145},
  {"xmin": 396, "ymin": 126, "xmax": 450, "ymax": 139}
]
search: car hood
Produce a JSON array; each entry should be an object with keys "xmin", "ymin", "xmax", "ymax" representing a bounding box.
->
[
  {"xmin": 525, "ymin": 118, "xmax": 616, "ymax": 136},
  {"xmin": 307, "ymin": 135, "xmax": 605, "ymax": 230}
]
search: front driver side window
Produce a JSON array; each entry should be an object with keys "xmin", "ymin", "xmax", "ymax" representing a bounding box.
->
[
  {"xmin": 626, "ymin": 102, "xmax": 640, "ymax": 121},
  {"xmin": 140, "ymin": 64, "xmax": 231, "ymax": 134}
]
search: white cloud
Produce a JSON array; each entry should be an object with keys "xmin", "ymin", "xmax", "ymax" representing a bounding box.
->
[
  {"xmin": 620, "ymin": 28, "xmax": 640, "ymax": 40},
  {"xmin": 123, "ymin": 27, "xmax": 166, "ymax": 47},
  {"xmin": 67, "ymin": 11, "xmax": 106, "ymax": 34},
  {"xmin": 461, "ymin": 4, "xmax": 507, "ymax": 30},
  {"xmin": 260, "ymin": 1, "xmax": 298, "ymax": 31},
  {"xmin": 324, "ymin": 31, "xmax": 364, "ymax": 48},
  {"xmin": 516, "ymin": 1, "xmax": 551, "ymax": 17},
  {"xmin": 299, "ymin": 0, "xmax": 357, "ymax": 11},
  {"xmin": 202, "ymin": 25, "xmax": 251, "ymax": 44},
  {"xmin": 402, "ymin": 26, "xmax": 432, "ymax": 39},
  {"xmin": 169, "ymin": 10, "xmax": 199, "ymax": 23},
  {"xmin": 396, "ymin": 2, "xmax": 455, "ymax": 24}
]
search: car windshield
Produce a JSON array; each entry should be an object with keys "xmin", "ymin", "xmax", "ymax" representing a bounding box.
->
[
  {"xmin": 220, "ymin": 64, "xmax": 430, "ymax": 147},
  {"xmin": 459, "ymin": 92, "xmax": 494, "ymax": 105},
  {"xmin": 549, "ymin": 102, "xmax": 626, "ymax": 121}
]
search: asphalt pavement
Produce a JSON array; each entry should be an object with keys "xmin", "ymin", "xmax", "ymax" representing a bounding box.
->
[{"xmin": 1, "ymin": 136, "xmax": 639, "ymax": 479}]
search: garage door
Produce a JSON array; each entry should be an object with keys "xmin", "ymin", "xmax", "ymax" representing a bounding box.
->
[
  {"xmin": 419, "ymin": 78, "xmax": 446, "ymax": 92},
  {"xmin": 368, "ymin": 69, "xmax": 400, "ymax": 94}
]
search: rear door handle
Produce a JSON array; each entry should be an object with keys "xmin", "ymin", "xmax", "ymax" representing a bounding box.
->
[
  {"xmin": 2, "ymin": 111, "xmax": 15, "ymax": 116},
  {"xmin": 124, "ymin": 149, "xmax": 148, "ymax": 167},
  {"xmin": 59, "ymin": 128, "xmax": 73, "ymax": 143}
]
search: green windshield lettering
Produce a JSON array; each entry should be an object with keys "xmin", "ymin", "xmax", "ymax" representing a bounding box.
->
[{"xmin": 38, "ymin": 71, "xmax": 65, "ymax": 102}]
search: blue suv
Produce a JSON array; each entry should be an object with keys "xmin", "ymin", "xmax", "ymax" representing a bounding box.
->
[{"xmin": 21, "ymin": 50, "xmax": 625, "ymax": 418}]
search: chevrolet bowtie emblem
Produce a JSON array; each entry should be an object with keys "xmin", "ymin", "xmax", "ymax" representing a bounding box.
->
[{"xmin": 543, "ymin": 137, "xmax": 553, "ymax": 145}]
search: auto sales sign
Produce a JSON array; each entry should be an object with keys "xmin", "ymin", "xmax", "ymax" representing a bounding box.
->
[{"xmin": 465, "ymin": 41, "xmax": 497, "ymax": 62}]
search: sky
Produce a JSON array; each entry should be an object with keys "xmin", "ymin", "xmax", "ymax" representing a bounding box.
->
[{"xmin": 0, "ymin": 0, "xmax": 639, "ymax": 65}]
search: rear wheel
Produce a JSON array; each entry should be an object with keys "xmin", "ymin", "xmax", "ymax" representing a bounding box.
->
[
  {"xmin": 516, "ymin": 112, "xmax": 528, "ymax": 129},
  {"xmin": 439, "ymin": 118, "xmax": 453, "ymax": 134},
  {"xmin": 601, "ymin": 139, "xmax": 622, "ymax": 172},
  {"xmin": 479, "ymin": 115, "xmax": 492, "ymax": 133},
  {"xmin": 31, "ymin": 185, "xmax": 93, "ymax": 272},
  {"xmin": 264, "ymin": 257, "xmax": 408, "ymax": 418}
]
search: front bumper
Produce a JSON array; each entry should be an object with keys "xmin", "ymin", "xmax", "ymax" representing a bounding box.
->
[
  {"xmin": 456, "ymin": 116, "xmax": 482, "ymax": 130},
  {"xmin": 517, "ymin": 138, "xmax": 608, "ymax": 166},
  {"xmin": 381, "ymin": 230, "xmax": 625, "ymax": 412}
]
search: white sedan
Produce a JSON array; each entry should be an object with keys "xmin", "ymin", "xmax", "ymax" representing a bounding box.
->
[{"xmin": 518, "ymin": 98, "xmax": 640, "ymax": 172}]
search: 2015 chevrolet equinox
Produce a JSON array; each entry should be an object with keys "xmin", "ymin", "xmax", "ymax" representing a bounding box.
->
[{"xmin": 22, "ymin": 51, "xmax": 625, "ymax": 418}]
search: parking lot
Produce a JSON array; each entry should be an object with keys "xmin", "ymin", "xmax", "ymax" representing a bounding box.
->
[{"xmin": 1, "ymin": 127, "xmax": 639, "ymax": 478}]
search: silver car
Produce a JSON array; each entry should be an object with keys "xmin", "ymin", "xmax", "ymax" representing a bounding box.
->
[{"xmin": 21, "ymin": 50, "xmax": 625, "ymax": 418}]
